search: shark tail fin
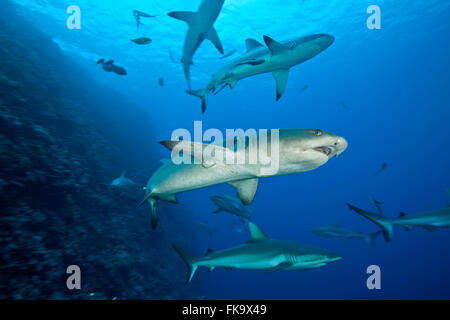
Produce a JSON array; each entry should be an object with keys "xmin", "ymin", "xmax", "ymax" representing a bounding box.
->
[
  {"xmin": 364, "ymin": 231, "xmax": 383, "ymax": 246},
  {"xmin": 186, "ymin": 88, "xmax": 208, "ymax": 113},
  {"xmin": 139, "ymin": 194, "xmax": 158, "ymax": 230},
  {"xmin": 172, "ymin": 243, "xmax": 198, "ymax": 284},
  {"xmin": 347, "ymin": 203, "xmax": 393, "ymax": 242}
]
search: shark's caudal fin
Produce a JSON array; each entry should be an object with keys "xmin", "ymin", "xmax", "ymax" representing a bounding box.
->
[
  {"xmin": 186, "ymin": 88, "xmax": 208, "ymax": 113},
  {"xmin": 139, "ymin": 195, "xmax": 158, "ymax": 230},
  {"xmin": 347, "ymin": 203, "xmax": 393, "ymax": 242},
  {"xmin": 172, "ymin": 243, "xmax": 198, "ymax": 284},
  {"xmin": 364, "ymin": 231, "xmax": 383, "ymax": 246}
]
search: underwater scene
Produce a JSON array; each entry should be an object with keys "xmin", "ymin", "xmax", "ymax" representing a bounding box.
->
[{"xmin": 0, "ymin": 0, "xmax": 449, "ymax": 300}]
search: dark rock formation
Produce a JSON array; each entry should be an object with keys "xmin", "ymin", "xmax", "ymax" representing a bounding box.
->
[{"xmin": 0, "ymin": 0, "xmax": 198, "ymax": 299}]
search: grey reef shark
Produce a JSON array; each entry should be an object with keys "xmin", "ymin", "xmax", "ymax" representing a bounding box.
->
[
  {"xmin": 168, "ymin": 0, "xmax": 225, "ymax": 89},
  {"xmin": 209, "ymin": 194, "xmax": 252, "ymax": 220},
  {"xmin": 347, "ymin": 202, "xmax": 450, "ymax": 242},
  {"xmin": 186, "ymin": 33, "xmax": 335, "ymax": 113},
  {"xmin": 173, "ymin": 222, "xmax": 342, "ymax": 283},
  {"xmin": 140, "ymin": 129, "xmax": 348, "ymax": 229},
  {"xmin": 310, "ymin": 223, "xmax": 382, "ymax": 246}
]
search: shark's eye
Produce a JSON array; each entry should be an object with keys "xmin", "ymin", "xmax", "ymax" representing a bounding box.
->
[{"xmin": 313, "ymin": 129, "xmax": 322, "ymax": 136}]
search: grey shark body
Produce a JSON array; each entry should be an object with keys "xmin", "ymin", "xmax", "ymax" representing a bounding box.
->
[
  {"xmin": 209, "ymin": 194, "xmax": 252, "ymax": 219},
  {"xmin": 111, "ymin": 171, "xmax": 137, "ymax": 189},
  {"xmin": 186, "ymin": 33, "xmax": 334, "ymax": 113},
  {"xmin": 168, "ymin": 0, "xmax": 225, "ymax": 88},
  {"xmin": 347, "ymin": 203, "xmax": 450, "ymax": 242},
  {"xmin": 173, "ymin": 222, "xmax": 342, "ymax": 283},
  {"xmin": 310, "ymin": 223, "xmax": 382, "ymax": 246},
  {"xmin": 141, "ymin": 129, "xmax": 348, "ymax": 229}
]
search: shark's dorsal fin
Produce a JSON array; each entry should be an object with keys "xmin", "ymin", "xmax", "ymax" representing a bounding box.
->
[
  {"xmin": 272, "ymin": 69, "xmax": 290, "ymax": 101},
  {"xmin": 248, "ymin": 222, "xmax": 268, "ymax": 241},
  {"xmin": 206, "ymin": 248, "xmax": 214, "ymax": 255},
  {"xmin": 263, "ymin": 35, "xmax": 290, "ymax": 55},
  {"xmin": 245, "ymin": 38, "xmax": 264, "ymax": 52},
  {"xmin": 206, "ymin": 27, "xmax": 224, "ymax": 54},
  {"xmin": 167, "ymin": 11, "xmax": 196, "ymax": 25},
  {"xmin": 120, "ymin": 170, "xmax": 127, "ymax": 177},
  {"xmin": 228, "ymin": 178, "xmax": 258, "ymax": 205}
]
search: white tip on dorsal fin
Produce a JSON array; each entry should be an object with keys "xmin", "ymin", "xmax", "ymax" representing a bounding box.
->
[
  {"xmin": 167, "ymin": 11, "xmax": 196, "ymax": 25},
  {"xmin": 263, "ymin": 35, "xmax": 290, "ymax": 55},
  {"xmin": 245, "ymin": 38, "xmax": 264, "ymax": 52},
  {"xmin": 248, "ymin": 222, "xmax": 268, "ymax": 241}
]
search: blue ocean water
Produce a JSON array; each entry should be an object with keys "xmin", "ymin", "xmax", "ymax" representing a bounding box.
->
[{"xmin": 8, "ymin": 0, "xmax": 450, "ymax": 299}]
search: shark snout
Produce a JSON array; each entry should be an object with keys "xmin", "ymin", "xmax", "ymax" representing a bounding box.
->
[{"xmin": 332, "ymin": 137, "xmax": 348, "ymax": 157}]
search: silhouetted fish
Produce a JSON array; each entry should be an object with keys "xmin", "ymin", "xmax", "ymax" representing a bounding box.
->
[
  {"xmin": 375, "ymin": 162, "xmax": 387, "ymax": 175},
  {"xmin": 158, "ymin": 77, "xmax": 164, "ymax": 87},
  {"xmin": 131, "ymin": 37, "xmax": 152, "ymax": 45},
  {"xmin": 301, "ymin": 84, "xmax": 309, "ymax": 92}
]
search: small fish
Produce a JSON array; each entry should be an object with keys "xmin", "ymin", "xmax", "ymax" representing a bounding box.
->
[
  {"xmin": 97, "ymin": 59, "xmax": 127, "ymax": 76},
  {"xmin": 131, "ymin": 37, "xmax": 152, "ymax": 45},
  {"xmin": 169, "ymin": 51, "xmax": 178, "ymax": 63},
  {"xmin": 301, "ymin": 84, "xmax": 309, "ymax": 92},
  {"xmin": 158, "ymin": 77, "xmax": 164, "ymax": 87},
  {"xmin": 219, "ymin": 49, "xmax": 237, "ymax": 59},
  {"xmin": 340, "ymin": 101, "xmax": 348, "ymax": 109},
  {"xmin": 375, "ymin": 162, "xmax": 387, "ymax": 175},
  {"xmin": 133, "ymin": 10, "xmax": 155, "ymax": 31}
]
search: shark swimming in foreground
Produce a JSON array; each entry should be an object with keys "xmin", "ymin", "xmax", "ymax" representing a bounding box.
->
[
  {"xmin": 140, "ymin": 129, "xmax": 348, "ymax": 229},
  {"xmin": 310, "ymin": 223, "xmax": 382, "ymax": 246},
  {"xmin": 173, "ymin": 222, "xmax": 342, "ymax": 283},
  {"xmin": 209, "ymin": 194, "xmax": 252, "ymax": 220},
  {"xmin": 347, "ymin": 202, "xmax": 450, "ymax": 242},
  {"xmin": 168, "ymin": 0, "xmax": 225, "ymax": 89},
  {"xmin": 186, "ymin": 33, "xmax": 334, "ymax": 113}
]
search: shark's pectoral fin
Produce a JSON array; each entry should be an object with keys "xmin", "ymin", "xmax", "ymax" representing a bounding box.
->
[
  {"xmin": 157, "ymin": 193, "xmax": 178, "ymax": 204},
  {"xmin": 207, "ymin": 267, "xmax": 215, "ymax": 272},
  {"xmin": 263, "ymin": 35, "xmax": 290, "ymax": 56},
  {"xmin": 206, "ymin": 27, "xmax": 224, "ymax": 54},
  {"xmin": 248, "ymin": 222, "xmax": 269, "ymax": 242},
  {"xmin": 245, "ymin": 38, "xmax": 264, "ymax": 52},
  {"xmin": 265, "ymin": 262, "xmax": 291, "ymax": 273},
  {"xmin": 167, "ymin": 11, "xmax": 196, "ymax": 25},
  {"xmin": 228, "ymin": 178, "xmax": 258, "ymax": 205},
  {"xmin": 272, "ymin": 69, "xmax": 290, "ymax": 101}
]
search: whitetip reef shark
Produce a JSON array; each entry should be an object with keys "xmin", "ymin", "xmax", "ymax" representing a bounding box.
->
[
  {"xmin": 186, "ymin": 33, "xmax": 334, "ymax": 113},
  {"xmin": 173, "ymin": 222, "xmax": 342, "ymax": 283},
  {"xmin": 168, "ymin": 0, "xmax": 225, "ymax": 89},
  {"xmin": 347, "ymin": 202, "xmax": 450, "ymax": 242},
  {"xmin": 310, "ymin": 223, "xmax": 382, "ymax": 246},
  {"xmin": 140, "ymin": 129, "xmax": 348, "ymax": 229}
]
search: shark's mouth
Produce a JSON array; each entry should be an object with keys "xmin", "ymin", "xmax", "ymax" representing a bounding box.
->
[{"xmin": 314, "ymin": 146, "xmax": 332, "ymax": 157}]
